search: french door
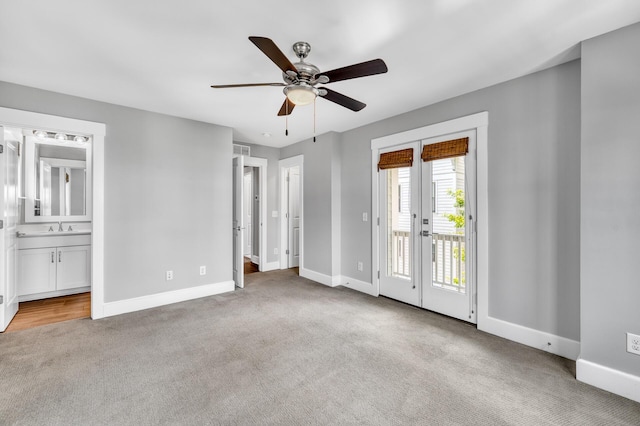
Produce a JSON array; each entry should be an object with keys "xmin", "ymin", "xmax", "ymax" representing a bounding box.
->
[
  {"xmin": 379, "ymin": 143, "xmax": 421, "ymax": 306},
  {"xmin": 378, "ymin": 132, "xmax": 476, "ymax": 323}
]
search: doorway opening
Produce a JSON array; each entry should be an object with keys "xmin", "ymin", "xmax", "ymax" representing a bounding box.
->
[
  {"xmin": 0, "ymin": 107, "xmax": 105, "ymax": 332},
  {"xmin": 243, "ymin": 165, "xmax": 261, "ymax": 274},
  {"xmin": 279, "ymin": 155, "xmax": 303, "ymax": 272}
]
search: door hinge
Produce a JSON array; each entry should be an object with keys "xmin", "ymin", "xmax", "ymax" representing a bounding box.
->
[
  {"xmin": 17, "ymin": 143, "xmax": 20, "ymax": 156},
  {"xmin": 377, "ymin": 217, "xmax": 380, "ymax": 226},
  {"xmin": 0, "ymin": 220, "xmax": 3, "ymax": 229},
  {"xmin": 0, "ymin": 295, "xmax": 3, "ymax": 304},
  {"xmin": 377, "ymin": 270, "xmax": 380, "ymax": 279},
  {"xmin": 286, "ymin": 249, "xmax": 289, "ymax": 255},
  {"xmin": 0, "ymin": 144, "xmax": 3, "ymax": 154}
]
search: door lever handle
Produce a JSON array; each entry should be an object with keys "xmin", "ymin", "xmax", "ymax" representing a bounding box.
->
[{"xmin": 420, "ymin": 230, "xmax": 432, "ymax": 237}]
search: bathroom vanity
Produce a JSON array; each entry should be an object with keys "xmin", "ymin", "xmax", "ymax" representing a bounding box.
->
[{"xmin": 17, "ymin": 232, "xmax": 91, "ymax": 302}]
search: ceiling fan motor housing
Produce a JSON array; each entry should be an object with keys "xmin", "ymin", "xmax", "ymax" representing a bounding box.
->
[{"xmin": 284, "ymin": 61, "xmax": 320, "ymax": 81}]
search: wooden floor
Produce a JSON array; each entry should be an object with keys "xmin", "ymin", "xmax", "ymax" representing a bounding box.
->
[
  {"xmin": 244, "ymin": 257, "xmax": 259, "ymax": 274},
  {"xmin": 5, "ymin": 292, "xmax": 91, "ymax": 333}
]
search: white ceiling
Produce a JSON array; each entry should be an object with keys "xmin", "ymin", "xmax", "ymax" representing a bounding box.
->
[{"xmin": 1, "ymin": 1, "xmax": 640, "ymax": 148}]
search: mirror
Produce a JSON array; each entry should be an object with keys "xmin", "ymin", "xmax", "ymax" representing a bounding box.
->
[
  {"xmin": 25, "ymin": 134, "xmax": 92, "ymax": 223},
  {"xmin": 38, "ymin": 158, "xmax": 86, "ymax": 216}
]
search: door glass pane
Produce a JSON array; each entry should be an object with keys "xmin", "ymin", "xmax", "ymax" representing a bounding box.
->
[
  {"xmin": 386, "ymin": 167, "xmax": 411, "ymax": 280},
  {"xmin": 431, "ymin": 156, "xmax": 465, "ymax": 293}
]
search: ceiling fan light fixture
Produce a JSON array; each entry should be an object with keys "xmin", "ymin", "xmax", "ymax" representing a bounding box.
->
[{"xmin": 284, "ymin": 85, "xmax": 317, "ymax": 106}]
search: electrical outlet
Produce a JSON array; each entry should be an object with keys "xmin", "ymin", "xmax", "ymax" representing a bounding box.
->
[
  {"xmin": 199, "ymin": 266, "xmax": 206, "ymax": 276},
  {"xmin": 357, "ymin": 261, "xmax": 363, "ymax": 272},
  {"xmin": 627, "ymin": 333, "xmax": 640, "ymax": 355},
  {"xmin": 165, "ymin": 270, "xmax": 173, "ymax": 281},
  {"xmin": 274, "ymin": 247, "xmax": 278, "ymax": 255},
  {"xmin": 362, "ymin": 212, "xmax": 368, "ymax": 222}
]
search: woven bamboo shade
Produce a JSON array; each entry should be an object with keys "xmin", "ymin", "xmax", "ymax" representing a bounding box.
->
[
  {"xmin": 421, "ymin": 137, "xmax": 469, "ymax": 162},
  {"xmin": 378, "ymin": 148, "xmax": 413, "ymax": 170}
]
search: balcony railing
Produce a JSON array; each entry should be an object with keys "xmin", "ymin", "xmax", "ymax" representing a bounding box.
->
[
  {"xmin": 432, "ymin": 233, "xmax": 465, "ymax": 293},
  {"xmin": 390, "ymin": 231, "xmax": 466, "ymax": 293},
  {"xmin": 391, "ymin": 230, "xmax": 411, "ymax": 279}
]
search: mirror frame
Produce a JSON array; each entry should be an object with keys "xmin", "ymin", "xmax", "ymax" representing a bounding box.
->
[{"xmin": 25, "ymin": 135, "xmax": 92, "ymax": 223}]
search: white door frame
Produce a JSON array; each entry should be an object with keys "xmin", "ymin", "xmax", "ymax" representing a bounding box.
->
[
  {"xmin": 0, "ymin": 107, "xmax": 106, "ymax": 319},
  {"xmin": 371, "ymin": 112, "xmax": 488, "ymax": 327},
  {"xmin": 243, "ymin": 156, "xmax": 267, "ymax": 271},
  {"xmin": 279, "ymin": 155, "xmax": 303, "ymax": 270}
]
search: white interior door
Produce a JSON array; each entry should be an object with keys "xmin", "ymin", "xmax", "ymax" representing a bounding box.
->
[
  {"xmin": 232, "ymin": 156, "xmax": 244, "ymax": 288},
  {"xmin": 0, "ymin": 130, "xmax": 19, "ymax": 331},
  {"xmin": 420, "ymin": 133, "xmax": 476, "ymax": 323},
  {"xmin": 288, "ymin": 167, "xmax": 300, "ymax": 268},
  {"xmin": 378, "ymin": 143, "xmax": 421, "ymax": 306}
]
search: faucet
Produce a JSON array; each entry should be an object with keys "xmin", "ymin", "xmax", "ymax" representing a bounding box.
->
[{"xmin": 58, "ymin": 221, "xmax": 63, "ymax": 232}]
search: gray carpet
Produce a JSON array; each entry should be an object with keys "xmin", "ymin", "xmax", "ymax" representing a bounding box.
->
[{"xmin": 1, "ymin": 269, "xmax": 638, "ymax": 425}]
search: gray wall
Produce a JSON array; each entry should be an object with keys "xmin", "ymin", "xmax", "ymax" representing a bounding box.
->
[
  {"xmin": 0, "ymin": 81, "xmax": 233, "ymax": 302},
  {"xmin": 581, "ymin": 23, "xmax": 640, "ymax": 376},
  {"xmin": 339, "ymin": 60, "xmax": 581, "ymax": 341}
]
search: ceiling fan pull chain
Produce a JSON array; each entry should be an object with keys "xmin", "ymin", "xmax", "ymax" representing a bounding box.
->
[
  {"xmin": 285, "ymin": 101, "xmax": 289, "ymax": 136},
  {"xmin": 313, "ymin": 97, "xmax": 316, "ymax": 143}
]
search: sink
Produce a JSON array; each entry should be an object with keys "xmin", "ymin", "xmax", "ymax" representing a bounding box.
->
[{"xmin": 17, "ymin": 230, "xmax": 92, "ymax": 237}]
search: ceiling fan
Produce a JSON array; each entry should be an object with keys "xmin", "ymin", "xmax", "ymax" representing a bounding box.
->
[{"xmin": 211, "ymin": 36, "xmax": 388, "ymax": 117}]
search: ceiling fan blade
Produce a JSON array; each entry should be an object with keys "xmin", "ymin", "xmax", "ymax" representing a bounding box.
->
[
  {"xmin": 249, "ymin": 36, "xmax": 298, "ymax": 75},
  {"xmin": 211, "ymin": 83, "xmax": 285, "ymax": 89},
  {"xmin": 277, "ymin": 98, "xmax": 296, "ymax": 116},
  {"xmin": 319, "ymin": 88, "xmax": 366, "ymax": 111},
  {"xmin": 318, "ymin": 59, "xmax": 388, "ymax": 83}
]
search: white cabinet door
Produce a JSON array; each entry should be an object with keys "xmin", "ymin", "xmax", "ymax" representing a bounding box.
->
[
  {"xmin": 18, "ymin": 248, "xmax": 56, "ymax": 296},
  {"xmin": 56, "ymin": 245, "xmax": 91, "ymax": 290}
]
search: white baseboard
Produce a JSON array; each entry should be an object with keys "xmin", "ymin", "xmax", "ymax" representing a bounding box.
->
[
  {"xmin": 102, "ymin": 280, "xmax": 234, "ymax": 318},
  {"xmin": 577, "ymin": 358, "xmax": 640, "ymax": 403},
  {"xmin": 299, "ymin": 268, "xmax": 340, "ymax": 287},
  {"xmin": 261, "ymin": 261, "xmax": 280, "ymax": 272},
  {"xmin": 478, "ymin": 315, "xmax": 580, "ymax": 360},
  {"xmin": 338, "ymin": 275, "xmax": 378, "ymax": 297}
]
